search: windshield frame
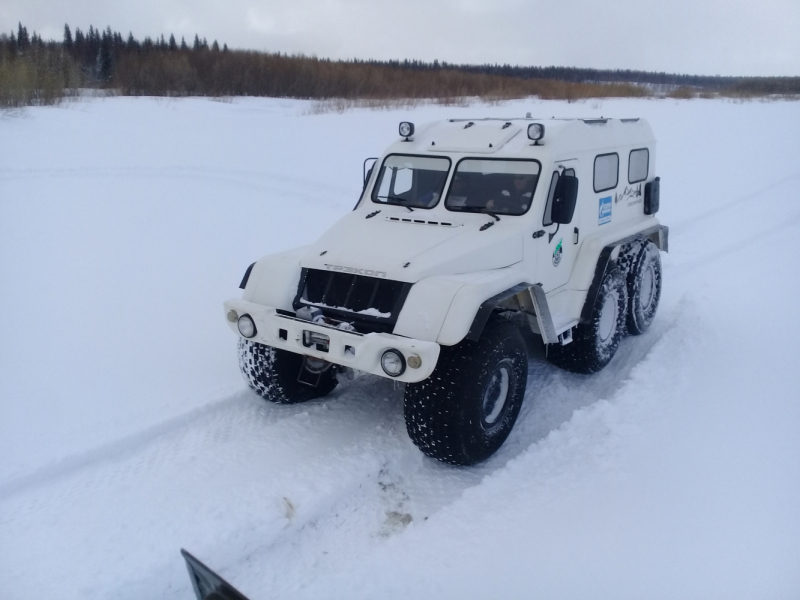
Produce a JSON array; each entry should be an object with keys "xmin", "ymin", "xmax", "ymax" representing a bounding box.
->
[
  {"xmin": 444, "ymin": 157, "xmax": 542, "ymax": 217},
  {"xmin": 370, "ymin": 153, "xmax": 452, "ymax": 210}
]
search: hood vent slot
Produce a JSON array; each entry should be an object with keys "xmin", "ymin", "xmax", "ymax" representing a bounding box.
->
[{"xmin": 386, "ymin": 216, "xmax": 458, "ymax": 227}]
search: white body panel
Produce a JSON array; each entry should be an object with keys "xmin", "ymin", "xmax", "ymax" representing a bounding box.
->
[{"xmin": 228, "ymin": 117, "xmax": 664, "ymax": 380}]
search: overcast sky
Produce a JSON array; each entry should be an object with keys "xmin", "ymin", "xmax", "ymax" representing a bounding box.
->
[{"xmin": 3, "ymin": 0, "xmax": 798, "ymax": 77}]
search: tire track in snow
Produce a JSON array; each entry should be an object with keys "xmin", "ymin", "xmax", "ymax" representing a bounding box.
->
[
  {"xmin": 0, "ymin": 390, "xmax": 245, "ymax": 498},
  {"xmin": 674, "ymin": 209, "xmax": 800, "ymax": 276},
  {"xmin": 0, "ymin": 375, "xmax": 412, "ymax": 600},
  {"xmin": 0, "ymin": 316, "xmax": 676, "ymax": 600},
  {"xmin": 198, "ymin": 317, "xmax": 678, "ymax": 600},
  {"xmin": 668, "ymin": 172, "xmax": 800, "ymax": 233},
  {"xmin": 0, "ymin": 165, "xmax": 356, "ymax": 207}
]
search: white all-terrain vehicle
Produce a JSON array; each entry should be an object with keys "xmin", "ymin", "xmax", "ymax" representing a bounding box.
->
[{"xmin": 224, "ymin": 116, "xmax": 668, "ymax": 466}]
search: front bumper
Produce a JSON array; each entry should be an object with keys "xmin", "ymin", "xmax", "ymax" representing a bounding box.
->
[{"xmin": 223, "ymin": 299, "xmax": 440, "ymax": 383}]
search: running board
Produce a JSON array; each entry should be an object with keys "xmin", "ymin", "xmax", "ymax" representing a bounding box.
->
[{"xmin": 181, "ymin": 549, "xmax": 251, "ymax": 600}]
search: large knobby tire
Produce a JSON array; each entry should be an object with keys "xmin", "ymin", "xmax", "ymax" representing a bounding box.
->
[
  {"xmin": 404, "ymin": 318, "xmax": 528, "ymax": 466},
  {"xmin": 625, "ymin": 241, "xmax": 662, "ymax": 335},
  {"xmin": 547, "ymin": 268, "xmax": 628, "ymax": 374},
  {"xmin": 238, "ymin": 338, "xmax": 338, "ymax": 404}
]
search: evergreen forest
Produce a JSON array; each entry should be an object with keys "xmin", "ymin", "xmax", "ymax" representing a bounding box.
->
[{"xmin": 2, "ymin": 22, "xmax": 798, "ymax": 108}]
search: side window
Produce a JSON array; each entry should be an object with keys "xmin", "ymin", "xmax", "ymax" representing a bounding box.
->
[
  {"xmin": 542, "ymin": 172, "xmax": 559, "ymax": 226},
  {"xmin": 542, "ymin": 168, "xmax": 576, "ymax": 226},
  {"xmin": 628, "ymin": 148, "xmax": 649, "ymax": 183},
  {"xmin": 593, "ymin": 153, "xmax": 619, "ymax": 193}
]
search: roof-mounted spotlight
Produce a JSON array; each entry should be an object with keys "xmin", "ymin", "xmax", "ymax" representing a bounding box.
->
[
  {"xmin": 527, "ymin": 123, "xmax": 545, "ymax": 145},
  {"xmin": 399, "ymin": 121, "xmax": 415, "ymax": 140}
]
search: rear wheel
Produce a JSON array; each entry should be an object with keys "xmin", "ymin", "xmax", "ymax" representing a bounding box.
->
[
  {"xmin": 404, "ymin": 318, "xmax": 528, "ymax": 466},
  {"xmin": 547, "ymin": 268, "xmax": 628, "ymax": 374},
  {"xmin": 238, "ymin": 338, "xmax": 338, "ymax": 404},
  {"xmin": 625, "ymin": 241, "xmax": 662, "ymax": 335}
]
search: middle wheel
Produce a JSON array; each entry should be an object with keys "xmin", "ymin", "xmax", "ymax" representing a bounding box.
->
[
  {"xmin": 546, "ymin": 267, "xmax": 628, "ymax": 374},
  {"xmin": 404, "ymin": 318, "xmax": 528, "ymax": 466}
]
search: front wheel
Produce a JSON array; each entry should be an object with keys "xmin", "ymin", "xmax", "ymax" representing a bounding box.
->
[
  {"xmin": 404, "ymin": 318, "xmax": 528, "ymax": 466},
  {"xmin": 238, "ymin": 339, "xmax": 338, "ymax": 404}
]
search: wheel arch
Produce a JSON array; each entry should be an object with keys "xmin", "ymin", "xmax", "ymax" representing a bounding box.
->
[
  {"xmin": 435, "ymin": 269, "xmax": 531, "ymax": 346},
  {"xmin": 465, "ymin": 282, "xmax": 532, "ymax": 342},
  {"xmin": 241, "ymin": 246, "xmax": 311, "ymax": 310}
]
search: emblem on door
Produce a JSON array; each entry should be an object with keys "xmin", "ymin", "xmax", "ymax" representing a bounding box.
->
[{"xmin": 552, "ymin": 238, "xmax": 563, "ymax": 267}]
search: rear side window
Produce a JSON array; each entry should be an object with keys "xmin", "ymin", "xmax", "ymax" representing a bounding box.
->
[
  {"xmin": 628, "ymin": 148, "xmax": 649, "ymax": 183},
  {"xmin": 593, "ymin": 153, "xmax": 619, "ymax": 193}
]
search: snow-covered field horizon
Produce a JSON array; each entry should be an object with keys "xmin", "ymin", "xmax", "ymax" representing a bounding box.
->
[{"xmin": 2, "ymin": 96, "xmax": 799, "ymax": 600}]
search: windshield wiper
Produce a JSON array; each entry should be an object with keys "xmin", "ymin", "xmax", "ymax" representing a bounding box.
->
[
  {"xmin": 377, "ymin": 195, "xmax": 415, "ymax": 211},
  {"xmin": 448, "ymin": 206, "xmax": 500, "ymax": 220},
  {"xmin": 447, "ymin": 206, "xmax": 481, "ymax": 213}
]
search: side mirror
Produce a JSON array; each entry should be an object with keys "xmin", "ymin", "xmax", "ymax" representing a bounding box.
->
[
  {"xmin": 551, "ymin": 175, "xmax": 578, "ymax": 224},
  {"xmin": 363, "ymin": 157, "xmax": 377, "ymax": 187},
  {"xmin": 363, "ymin": 166, "xmax": 374, "ymax": 191},
  {"xmin": 644, "ymin": 176, "xmax": 660, "ymax": 215}
]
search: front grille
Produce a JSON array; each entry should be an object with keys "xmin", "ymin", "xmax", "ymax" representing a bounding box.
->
[{"xmin": 294, "ymin": 268, "xmax": 411, "ymax": 332}]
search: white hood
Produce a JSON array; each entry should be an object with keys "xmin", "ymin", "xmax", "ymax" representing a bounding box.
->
[{"xmin": 301, "ymin": 210, "xmax": 523, "ymax": 282}]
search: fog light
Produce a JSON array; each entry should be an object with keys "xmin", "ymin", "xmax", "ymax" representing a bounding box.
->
[
  {"xmin": 238, "ymin": 314, "xmax": 257, "ymax": 338},
  {"xmin": 407, "ymin": 355, "xmax": 422, "ymax": 369},
  {"xmin": 227, "ymin": 310, "xmax": 238, "ymax": 323},
  {"xmin": 380, "ymin": 349, "xmax": 406, "ymax": 377}
]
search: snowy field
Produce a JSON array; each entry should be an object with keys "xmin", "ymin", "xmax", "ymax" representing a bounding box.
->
[{"xmin": 1, "ymin": 96, "xmax": 799, "ymax": 600}]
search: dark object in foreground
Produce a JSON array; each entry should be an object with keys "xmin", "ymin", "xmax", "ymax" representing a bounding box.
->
[{"xmin": 181, "ymin": 549, "xmax": 251, "ymax": 600}]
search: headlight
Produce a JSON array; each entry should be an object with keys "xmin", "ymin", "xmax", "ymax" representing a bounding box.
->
[
  {"xmin": 380, "ymin": 349, "xmax": 406, "ymax": 377},
  {"xmin": 399, "ymin": 122, "xmax": 415, "ymax": 138},
  {"xmin": 237, "ymin": 314, "xmax": 257, "ymax": 338}
]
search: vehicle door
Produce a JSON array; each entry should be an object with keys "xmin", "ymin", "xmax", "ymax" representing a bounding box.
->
[{"xmin": 536, "ymin": 160, "xmax": 579, "ymax": 292}]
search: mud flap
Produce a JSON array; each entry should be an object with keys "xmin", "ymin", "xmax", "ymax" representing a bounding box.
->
[{"xmin": 181, "ymin": 549, "xmax": 251, "ymax": 600}]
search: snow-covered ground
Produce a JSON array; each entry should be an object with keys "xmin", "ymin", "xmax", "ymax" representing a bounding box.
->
[{"xmin": 1, "ymin": 96, "xmax": 799, "ymax": 600}]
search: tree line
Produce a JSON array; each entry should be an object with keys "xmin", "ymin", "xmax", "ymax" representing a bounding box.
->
[{"xmin": 1, "ymin": 21, "xmax": 798, "ymax": 108}]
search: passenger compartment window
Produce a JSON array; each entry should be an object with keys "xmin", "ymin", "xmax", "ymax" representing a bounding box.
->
[
  {"xmin": 593, "ymin": 153, "xmax": 619, "ymax": 193},
  {"xmin": 628, "ymin": 148, "xmax": 649, "ymax": 183}
]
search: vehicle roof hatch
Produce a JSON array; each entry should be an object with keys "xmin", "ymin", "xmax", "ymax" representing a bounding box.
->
[{"xmin": 427, "ymin": 121, "xmax": 520, "ymax": 154}]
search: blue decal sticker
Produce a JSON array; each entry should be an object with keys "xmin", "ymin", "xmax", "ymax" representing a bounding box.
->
[{"xmin": 599, "ymin": 196, "xmax": 612, "ymax": 225}]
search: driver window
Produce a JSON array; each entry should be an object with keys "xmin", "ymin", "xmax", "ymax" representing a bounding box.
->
[
  {"xmin": 542, "ymin": 168, "xmax": 576, "ymax": 226},
  {"xmin": 542, "ymin": 172, "xmax": 559, "ymax": 226}
]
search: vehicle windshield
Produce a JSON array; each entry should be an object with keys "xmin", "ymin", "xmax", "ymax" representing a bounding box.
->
[
  {"xmin": 371, "ymin": 155, "xmax": 451, "ymax": 209},
  {"xmin": 445, "ymin": 159, "xmax": 541, "ymax": 216}
]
